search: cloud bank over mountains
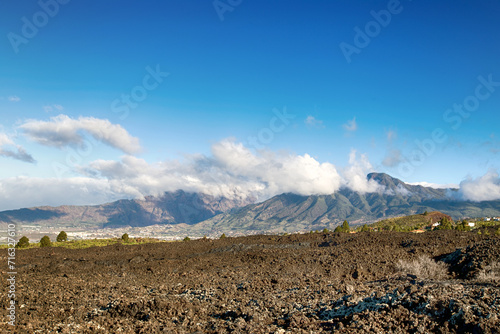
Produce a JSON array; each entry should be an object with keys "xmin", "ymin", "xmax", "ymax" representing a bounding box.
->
[
  {"xmin": 1, "ymin": 114, "xmax": 500, "ymax": 211},
  {"xmin": 455, "ymin": 170, "xmax": 500, "ymax": 202},
  {"xmin": 81, "ymin": 139, "xmax": 351, "ymax": 201}
]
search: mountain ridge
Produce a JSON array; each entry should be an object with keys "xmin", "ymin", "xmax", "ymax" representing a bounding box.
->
[
  {"xmin": 2, "ymin": 173, "xmax": 500, "ymax": 236},
  {"xmin": 0, "ymin": 190, "xmax": 252, "ymax": 228},
  {"xmin": 191, "ymin": 174, "xmax": 500, "ymax": 234}
]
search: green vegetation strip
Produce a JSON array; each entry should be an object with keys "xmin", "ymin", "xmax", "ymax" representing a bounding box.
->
[{"xmin": 0, "ymin": 238, "xmax": 163, "ymax": 250}]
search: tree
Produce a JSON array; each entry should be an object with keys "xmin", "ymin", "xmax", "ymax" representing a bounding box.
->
[
  {"xmin": 342, "ymin": 220, "xmax": 350, "ymax": 232},
  {"xmin": 183, "ymin": 236, "xmax": 191, "ymax": 241},
  {"xmin": 220, "ymin": 233, "xmax": 226, "ymax": 239},
  {"xmin": 423, "ymin": 211, "xmax": 428, "ymax": 216},
  {"xmin": 360, "ymin": 224, "xmax": 370, "ymax": 232},
  {"xmin": 121, "ymin": 233, "xmax": 130, "ymax": 243},
  {"xmin": 434, "ymin": 217, "xmax": 453, "ymax": 230},
  {"xmin": 393, "ymin": 225, "xmax": 403, "ymax": 232},
  {"xmin": 456, "ymin": 220, "xmax": 471, "ymax": 232},
  {"xmin": 40, "ymin": 236, "xmax": 52, "ymax": 247},
  {"xmin": 56, "ymin": 231, "xmax": 68, "ymax": 242},
  {"xmin": 16, "ymin": 236, "xmax": 30, "ymax": 248},
  {"xmin": 335, "ymin": 220, "xmax": 350, "ymax": 233},
  {"xmin": 323, "ymin": 228, "xmax": 329, "ymax": 234}
]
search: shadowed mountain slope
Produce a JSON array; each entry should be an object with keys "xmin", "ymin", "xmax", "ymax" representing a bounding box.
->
[{"xmin": 1, "ymin": 174, "xmax": 500, "ymax": 234}]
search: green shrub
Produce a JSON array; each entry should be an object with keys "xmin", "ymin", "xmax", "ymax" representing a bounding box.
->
[
  {"xmin": 496, "ymin": 227, "xmax": 500, "ymax": 235},
  {"xmin": 183, "ymin": 236, "xmax": 191, "ymax": 242},
  {"xmin": 220, "ymin": 233, "xmax": 226, "ymax": 239},
  {"xmin": 56, "ymin": 231, "xmax": 68, "ymax": 242},
  {"xmin": 434, "ymin": 217, "xmax": 453, "ymax": 230},
  {"xmin": 16, "ymin": 236, "xmax": 30, "ymax": 248},
  {"xmin": 323, "ymin": 228, "xmax": 329, "ymax": 234},
  {"xmin": 334, "ymin": 220, "xmax": 350, "ymax": 233},
  {"xmin": 393, "ymin": 225, "xmax": 403, "ymax": 232},
  {"xmin": 40, "ymin": 236, "xmax": 52, "ymax": 247},
  {"xmin": 360, "ymin": 224, "xmax": 370, "ymax": 232},
  {"xmin": 455, "ymin": 221, "xmax": 471, "ymax": 232},
  {"xmin": 121, "ymin": 233, "xmax": 130, "ymax": 243}
]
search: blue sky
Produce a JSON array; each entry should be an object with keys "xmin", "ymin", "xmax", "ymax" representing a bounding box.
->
[{"xmin": 1, "ymin": 0, "xmax": 500, "ymax": 210}]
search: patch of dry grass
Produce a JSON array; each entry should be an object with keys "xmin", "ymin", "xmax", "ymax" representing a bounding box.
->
[
  {"xmin": 396, "ymin": 255, "xmax": 449, "ymax": 280},
  {"xmin": 477, "ymin": 262, "xmax": 500, "ymax": 282}
]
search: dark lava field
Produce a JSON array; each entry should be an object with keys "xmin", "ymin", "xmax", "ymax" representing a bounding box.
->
[{"xmin": 1, "ymin": 230, "xmax": 499, "ymax": 333}]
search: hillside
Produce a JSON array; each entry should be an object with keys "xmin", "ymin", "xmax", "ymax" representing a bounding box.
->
[
  {"xmin": 2, "ymin": 173, "xmax": 500, "ymax": 238},
  {"xmin": 192, "ymin": 174, "xmax": 500, "ymax": 235},
  {"xmin": 368, "ymin": 211, "xmax": 452, "ymax": 232},
  {"xmin": 0, "ymin": 190, "xmax": 252, "ymax": 229}
]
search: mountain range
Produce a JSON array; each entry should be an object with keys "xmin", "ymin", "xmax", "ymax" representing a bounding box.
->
[
  {"xmin": 192, "ymin": 173, "xmax": 500, "ymax": 234},
  {"xmin": 0, "ymin": 191, "xmax": 250, "ymax": 228},
  {"xmin": 2, "ymin": 173, "xmax": 500, "ymax": 235}
]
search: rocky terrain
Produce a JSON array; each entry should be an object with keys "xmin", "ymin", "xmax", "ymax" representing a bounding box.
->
[{"xmin": 1, "ymin": 229, "xmax": 499, "ymax": 333}]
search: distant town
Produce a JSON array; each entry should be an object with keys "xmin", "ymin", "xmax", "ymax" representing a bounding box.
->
[
  {"xmin": 0, "ymin": 222, "xmax": 263, "ymax": 245},
  {"xmin": 2, "ymin": 216, "xmax": 499, "ymax": 245}
]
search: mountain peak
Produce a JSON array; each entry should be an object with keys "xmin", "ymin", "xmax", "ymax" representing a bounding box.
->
[
  {"xmin": 367, "ymin": 172, "xmax": 405, "ymax": 188},
  {"xmin": 367, "ymin": 172, "xmax": 453, "ymax": 200}
]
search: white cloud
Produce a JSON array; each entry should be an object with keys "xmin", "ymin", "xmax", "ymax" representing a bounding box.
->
[
  {"xmin": 343, "ymin": 117, "xmax": 357, "ymax": 132},
  {"xmin": 0, "ymin": 133, "xmax": 14, "ymax": 146},
  {"xmin": 20, "ymin": 114, "xmax": 141, "ymax": 155},
  {"xmin": 342, "ymin": 149, "xmax": 384, "ymax": 194},
  {"xmin": 43, "ymin": 104, "xmax": 64, "ymax": 112},
  {"xmin": 382, "ymin": 149, "xmax": 403, "ymax": 167},
  {"xmin": 8, "ymin": 96, "xmax": 20, "ymax": 102},
  {"xmin": 395, "ymin": 184, "xmax": 411, "ymax": 196},
  {"xmin": 0, "ymin": 133, "xmax": 36, "ymax": 163},
  {"xmin": 409, "ymin": 182, "xmax": 459, "ymax": 189},
  {"xmin": 386, "ymin": 129, "xmax": 397, "ymax": 142},
  {"xmin": 0, "ymin": 176, "xmax": 118, "ymax": 211},
  {"xmin": 456, "ymin": 170, "xmax": 500, "ymax": 201},
  {"xmin": 2, "ymin": 134, "xmax": 500, "ymax": 211},
  {"xmin": 81, "ymin": 139, "xmax": 344, "ymax": 202},
  {"xmin": 305, "ymin": 115, "xmax": 324, "ymax": 128},
  {"xmin": 0, "ymin": 139, "xmax": 391, "ymax": 211}
]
